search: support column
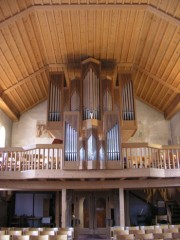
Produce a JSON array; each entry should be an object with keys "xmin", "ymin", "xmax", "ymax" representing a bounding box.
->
[
  {"xmin": 62, "ymin": 189, "xmax": 67, "ymax": 227},
  {"xmin": 119, "ymin": 188, "xmax": 125, "ymax": 227},
  {"xmin": 55, "ymin": 191, "xmax": 60, "ymax": 227}
]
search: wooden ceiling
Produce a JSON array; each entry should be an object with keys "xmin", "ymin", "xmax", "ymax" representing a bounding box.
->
[{"xmin": 0, "ymin": 0, "xmax": 179, "ymax": 121}]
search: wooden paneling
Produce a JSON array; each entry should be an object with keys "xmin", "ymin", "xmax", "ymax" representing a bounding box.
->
[{"xmin": 0, "ymin": 1, "xmax": 179, "ymax": 120}]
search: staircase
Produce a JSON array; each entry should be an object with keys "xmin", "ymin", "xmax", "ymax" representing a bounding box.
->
[{"xmin": 167, "ymin": 200, "xmax": 180, "ymax": 224}]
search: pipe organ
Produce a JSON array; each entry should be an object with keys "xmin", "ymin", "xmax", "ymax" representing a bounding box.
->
[{"xmin": 47, "ymin": 58, "xmax": 137, "ymax": 169}]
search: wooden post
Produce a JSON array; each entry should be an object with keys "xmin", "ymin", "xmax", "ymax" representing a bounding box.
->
[
  {"xmin": 55, "ymin": 191, "xmax": 60, "ymax": 227},
  {"xmin": 119, "ymin": 188, "xmax": 125, "ymax": 227},
  {"xmin": 62, "ymin": 189, "xmax": 67, "ymax": 227}
]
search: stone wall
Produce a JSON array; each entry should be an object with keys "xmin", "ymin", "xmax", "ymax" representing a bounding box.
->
[
  {"xmin": 11, "ymin": 101, "xmax": 52, "ymax": 147},
  {"xmin": 128, "ymin": 100, "xmax": 172, "ymax": 145}
]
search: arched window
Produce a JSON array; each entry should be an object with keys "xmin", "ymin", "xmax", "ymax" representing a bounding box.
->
[{"xmin": 0, "ymin": 124, "xmax": 5, "ymax": 147}]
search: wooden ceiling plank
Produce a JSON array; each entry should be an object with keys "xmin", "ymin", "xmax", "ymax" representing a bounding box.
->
[
  {"xmin": 10, "ymin": 22, "xmax": 34, "ymax": 77},
  {"xmin": 31, "ymin": 10, "xmax": 49, "ymax": 66},
  {"xmin": 0, "ymin": 63, "xmax": 13, "ymax": 90},
  {"xmin": 16, "ymin": 20, "xmax": 39, "ymax": 73},
  {"xmin": 3, "ymin": 66, "xmax": 48, "ymax": 94},
  {"xmin": 39, "ymin": 71, "xmax": 48, "ymax": 97},
  {"xmin": 139, "ymin": 14, "xmax": 162, "ymax": 69},
  {"xmin": 134, "ymin": 71, "xmax": 144, "ymax": 96},
  {"xmin": 157, "ymin": 88, "xmax": 172, "ymax": 109},
  {"xmin": 164, "ymin": 93, "xmax": 180, "ymax": 119},
  {"xmin": 61, "ymin": 10, "xmax": 74, "ymax": 62},
  {"xmin": 127, "ymin": 10, "xmax": 143, "ymax": 63},
  {"xmin": 165, "ymin": 51, "xmax": 180, "ymax": 85},
  {"xmin": 8, "ymin": 89, "xmax": 26, "ymax": 111},
  {"xmin": 7, "ymin": 0, "xmax": 20, "ymax": 16},
  {"xmin": 20, "ymin": 84, "xmax": 33, "ymax": 107},
  {"xmin": 51, "ymin": 10, "xmax": 63, "ymax": 63},
  {"xmin": 134, "ymin": 65, "xmax": 179, "ymax": 93},
  {"xmin": 151, "ymin": 84, "xmax": 168, "ymax": 107},
  {"xmin": 53, "ymin": 10, "xmax": 68, "ymax": 63},
  {"xmin": 23, "ymin": 83, "xmax": 36, "ymax": 106},
  {"xmin": 39, "ymin": 10, "xmax": 56, "ymax": 63},
  {"xmin": 0, "ymin": 29, "xmax": 23, "ymax": 83},
  {"xmin": 24, "ymin": 13, "xmax": 46, "ymax": 68},
  {"xmin": 139, "ymin": 75, "xmax": 148, "ymax": 98},
  {"xmin": 135, "ymin": 10, "xmax": 152, "ymax": 64},
  {"xmin": 136, "ymin": 96, "xmax": 163, "ymax": 113},
  {"xmin": 161, "ymin": 91, "xmax": 177, "ymax": 112},
  {"xmin": 0, "ymin": 0, "xmax": 13, "ymax": 19},
  {"xmin": 121, "ymin": 9, "xmax": 131, "ymax": 62},
  {"xmin": 144, "ymin": 18, "xmax": 168, "ymax": 72},
  {"xmin": 149, "ymin": 22, "xmax": 175, "ymax": 76},
  {"xmin": 155, "ymin": 24, "xmax": 177, "ymax": 78},
  {"xmin": 95, "ymin": 9, "xmax": 103, "ymax": 60}
]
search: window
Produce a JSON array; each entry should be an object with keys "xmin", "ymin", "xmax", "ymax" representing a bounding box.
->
[{"xmin": 0, "ymin": 125, "xmax": 5, "ymax": 147}]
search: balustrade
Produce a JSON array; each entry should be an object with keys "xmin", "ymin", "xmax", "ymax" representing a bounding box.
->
[{"xmin": 0, "ymin": 143, "xmax": 179, "ymax": 172}]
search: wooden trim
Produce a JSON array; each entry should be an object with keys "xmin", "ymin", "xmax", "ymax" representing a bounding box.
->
[{"xmin": 0, "ymin": 178, "xmax": 179, "ymax": 190}]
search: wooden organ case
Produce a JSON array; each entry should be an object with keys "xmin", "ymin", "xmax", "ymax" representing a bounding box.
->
[{"xmin": 47, "ymin": 58, "xmax": 137, "ymax": 170}]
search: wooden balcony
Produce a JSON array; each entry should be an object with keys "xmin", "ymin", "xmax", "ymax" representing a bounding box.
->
[{"xmin": 0, "ymin": 143, "xmax": 179, "ymax": 182}]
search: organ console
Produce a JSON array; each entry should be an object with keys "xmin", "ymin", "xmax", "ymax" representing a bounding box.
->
[{"xmin": 47, "ymin": 58, "xmax": 137, "ymax": 170}]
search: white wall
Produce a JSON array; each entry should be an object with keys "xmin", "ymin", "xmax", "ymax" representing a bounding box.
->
[
  {"xmin": 0, "ymin": 109, "xmax": 12, "ymax": 147},
  {"xmin": 12, "ymin": 101, "xmax": 52, "ymax": 147},
  {"xmin": 128, "ymin": 100, "xmax": 172, "ymax": 145},
  {"xmin": 11, "ymin": 99, "xmax": 173, "ymax": 147},
  {"xmin": 170, "ymin": 111, "xmax": 180, "ymax": 144}
]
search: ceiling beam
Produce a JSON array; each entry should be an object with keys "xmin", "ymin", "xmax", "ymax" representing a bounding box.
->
[
  {"xmin": 133, "ymin": 65, "xmax": 179, "ymax": 93},
  {"xmin": 0, "ymin": 96, "xmax": 20, "ymax": 121},
  {"xmin": 164, "ymin": 93, "xmax": 180, "ymax": 120},
  {"xmin": 0, "ymin": 178, "xmax": 179, "ymax": 191}
]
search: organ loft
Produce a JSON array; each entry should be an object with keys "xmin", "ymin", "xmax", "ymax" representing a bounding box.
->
[{"xmin": 46, "ymin": 58, "xmax": 137, "ymax": 170}]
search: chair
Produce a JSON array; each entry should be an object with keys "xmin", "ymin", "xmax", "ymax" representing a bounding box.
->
[
  {"xmin": 13, "ymin": 236, "xmax": 30, "ymax": 240},
  {"xmin": 23, "ymin": 231, "xmax": 39, "ymax": 236},
  {"xmin": 30, "ymin": 235, "xmax": 49, "ymax": 240},
  {"xmin": 172, "ymin": 232, "xmax": 180, "ymax": 239},
  {"xmin": 126, "ymin": 226, "xmax": 139, "ymax": 231},
  {"xmin": 49, "ymin": 236, "xmax": 67, "ymax": 240},
  {"xmin": 145, "ymin": 228, "xmax": 162, "ymax": 234},
  {"xmin": 39, "ymin": 231, "xmax": 55, "ymax": 236},
  {"xmin": 7, "ymin": 231, "xmax": 22, "ymax": 236},
  {"xmin": 0, "ymin": 236, "xmax": 11, "ymax": 240},
  {"xmin": 0, "ymin": 231, "xmax": 6, "ymax": 235},
  {"xmin": 163, "ymin": 227, "xmax": 179, "ymax": 233},
  {"xmin": 116, "ymin": 234, "xmax": 134, "ymax": 240},
  {"xmin": 140, "ymin": 226, "xmax": 154, "ymax": 230}
]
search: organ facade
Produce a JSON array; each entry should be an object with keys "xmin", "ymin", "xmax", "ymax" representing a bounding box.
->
[{"xmin": 46, "ymin": 58, "xmax": 137, "ymax": 170}]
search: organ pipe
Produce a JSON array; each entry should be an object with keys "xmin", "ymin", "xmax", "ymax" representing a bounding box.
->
[
  {"xmin": 106, "ymin": 124, "xmax": 120, "ymax": 160},
  {"xmin": 122, "ymin": 80, "xmax": 135, "ymax": 120},
  {"xmin": 65, "ymin": 122, "xmax": 78, "ymax": 161},
  {"xmin": 83, "ymin": 67, "xmax": 100, "ymax": 120}
]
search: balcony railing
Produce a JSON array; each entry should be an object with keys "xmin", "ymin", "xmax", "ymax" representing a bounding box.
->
[
  {"xmin": 122, "ymin": 143, "xmax": 180, "ymax": 169},
  {"xmin": 0, "ymin": 144, "xmax": 63, "ymax": 171},
  {"xmin": 0, "ymin": 143, "xmax": 179, "ymax": 172}
]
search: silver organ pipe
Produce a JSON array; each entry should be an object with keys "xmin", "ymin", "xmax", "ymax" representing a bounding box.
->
[
  {"xmin": 122, "ymin": 80, "xmax": 134, "ymax": 120},
  {"xmin": 48, "ymin": 78, "xmax": 61, "ymax": 122},
  {"xmin": 65, "ymin": 123, "xmax": 77, "ymax": 161},
  {"xmin": 99, "ymin": 147, "xmax": 105, "ymax": 161},
  {"xmin": 87, "ymin": 134, "xmax": 97, "ymax": 161},
  {"xmin": 83, "ymin": 68, "xmax": 100, "ymax": 120},
  {"xmin": 107, "ymin": 124, "xmax": 120, "ymax": 160}
]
